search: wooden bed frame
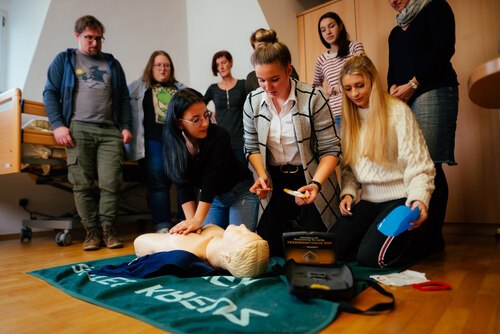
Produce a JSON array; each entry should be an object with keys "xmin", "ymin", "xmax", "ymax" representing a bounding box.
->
[
  {"xmin": 0, "ymin": 88, "xmax": 149, "ymax": 245},
  {"xmin": 0, "ymin": 88, "xmax": 60, "ymax": 175}
]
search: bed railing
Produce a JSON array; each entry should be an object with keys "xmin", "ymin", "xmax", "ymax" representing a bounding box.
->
[{"xmin": 0, "ymin": 88, "xmax": 23, "ymax": 174}]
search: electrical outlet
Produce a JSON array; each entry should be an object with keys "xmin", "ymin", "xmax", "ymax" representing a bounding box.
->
[{"xmin": 19, "ymin": 198, "xmax": 29, "ymax": 207}]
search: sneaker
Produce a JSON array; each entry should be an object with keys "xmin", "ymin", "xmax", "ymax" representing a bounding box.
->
[
  {"xmin": 156, "ymin": 227, "xmax": 170, "ymax": 234},
  {"xmin": 102, "ymin": 226, "xmax": 123, "ymax": 249},
  {"xmin": 83, "ymin": 227, "xmax": 102, "ymax": 251}
]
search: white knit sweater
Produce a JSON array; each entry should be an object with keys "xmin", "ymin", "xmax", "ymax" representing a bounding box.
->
[{"xmin": 340, "ymin": 99, "xmax": 435, "ymax": 207}]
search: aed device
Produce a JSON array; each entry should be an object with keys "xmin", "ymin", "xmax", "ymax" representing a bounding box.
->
[
  {"xmin": 282, "ymin": 231, "xmax": 336, "ymax": 264},
  {"xmin": 282, "ymin": 232, "xmax": 356, "ymax": 300}
]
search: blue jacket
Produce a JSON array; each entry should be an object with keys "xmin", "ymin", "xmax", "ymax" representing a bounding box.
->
[{"xmin": 43, "ymin": 48, "xmax": 132, "ymax": 131}]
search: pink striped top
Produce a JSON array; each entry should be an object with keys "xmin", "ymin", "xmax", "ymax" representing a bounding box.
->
[{"xmin": 313, "ymin": 41, "xmax": 365, "ymax": 117}]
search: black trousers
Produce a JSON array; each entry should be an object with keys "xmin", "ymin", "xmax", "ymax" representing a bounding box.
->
[
  {"xmin": 335, "ymin": 198, "xmax": 424, "ymax": 268},
  {"xmin": 257, "ymin": 166, "xmax": 325, "ymax": 257}
]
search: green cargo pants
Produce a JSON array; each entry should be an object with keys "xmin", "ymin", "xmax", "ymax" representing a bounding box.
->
[{"xmin": 67, "ymin": 121, "xmax": 124, "ymax": 228}]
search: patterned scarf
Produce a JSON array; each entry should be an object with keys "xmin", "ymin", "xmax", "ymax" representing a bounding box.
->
[{"xmin": 396, "ymin": 0, "xmax": 432, "ymax": 27}]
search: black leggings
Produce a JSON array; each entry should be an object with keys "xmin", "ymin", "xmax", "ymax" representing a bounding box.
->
[{"xmin": 336, "ymin": 199, "xmax": 420, "ymax": 268}]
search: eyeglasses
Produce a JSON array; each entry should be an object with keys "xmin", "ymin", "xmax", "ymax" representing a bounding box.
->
[
  {"xmin": 82, "ymin": 35, "xmax": 105, "ymax": 43},
  {"xmin": 180, "ymin": 111, "xmax": 211, "ymax": 126},
  {"xmin": 154, "ymin": 63, "xmax": 170, "ymax": 69}
]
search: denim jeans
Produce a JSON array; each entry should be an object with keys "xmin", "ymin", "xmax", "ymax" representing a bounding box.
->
[
  {"xmin": 334, "ymin": 115, "xmax": 341, "ymax": 134},
  {"xmin": 144, "ymin": 139, "xmax": 184, "ymax": 230},
  {"xmin": 67, "ymin": 121, "xmax": 123, "ymax": 228},
  {"xmin": 202, "ymin": 178, "xmax": 259, "ymax": 231},
  {"xmin": 410, "ymin": 86, "xmax": 458, "ymax": 165}
]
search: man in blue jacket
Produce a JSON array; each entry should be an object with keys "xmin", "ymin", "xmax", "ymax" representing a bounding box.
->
[{"xmin": 43, "ymin": 15, "xmax": 132, "ymax": 251}]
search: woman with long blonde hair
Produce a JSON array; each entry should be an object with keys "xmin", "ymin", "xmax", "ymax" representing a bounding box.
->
[{"xmin": 337, "ymin": 54, "xmax": 435, "ymax": 268}]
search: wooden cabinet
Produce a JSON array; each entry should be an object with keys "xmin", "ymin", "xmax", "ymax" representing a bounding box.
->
[{"xmin": 296, "ymin": 0, "xmax": 500, "ymax": 229}]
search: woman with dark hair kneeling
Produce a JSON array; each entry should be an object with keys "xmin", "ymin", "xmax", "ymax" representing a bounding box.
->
[
  {"xmin": 164, "ymin": 88, "xmax": 259, "ymax": 234},
  {"xmin": 336, "ymin": 54, "xmax": 435, "ymax": 268}
]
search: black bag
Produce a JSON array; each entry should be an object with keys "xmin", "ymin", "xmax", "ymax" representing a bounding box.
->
[
  {"xmin": 279, "ymin": 232, "xmax": 395, "ymax": 315},
  {"xmin": 285, "ymin": 261, "xmax": 356, "ymax": 301}
]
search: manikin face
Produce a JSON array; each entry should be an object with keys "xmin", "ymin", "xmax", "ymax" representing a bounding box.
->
[
  {"xmin": 179, "ymin": 101, "xmax": 210, "ymax": 141},
  {"xmin": 76, "ymin": 27, "xmax": 103, "ymax": 56},
  {"xmin": 255, "ymin": 61, "xmax": 292, "ymax": 101},
  {"xmin": 320, "ymin": 17, "xmax": 341, "ymax": 47},
  {"xmin": 152, "ymin": 54, "xmax": 172, "ymax": 83},
  {"xmin": 388, "ymin": 0, "xmax": 410, "ymax": 13},
  {"xmin": 341, "ymin": 73, "xmax": 371, "ymax": 109},
  {"xmin": 222, "ymin": 224, "xmax": 261, "ymax": 248},
  {"xmin": 216, "ymin": 56, "xmax": 232, "ymax": 78}
]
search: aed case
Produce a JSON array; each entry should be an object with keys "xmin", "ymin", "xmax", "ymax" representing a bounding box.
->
[{"xmin": 282, "ymin": 232, "xmax": 355, "ymax": 301}]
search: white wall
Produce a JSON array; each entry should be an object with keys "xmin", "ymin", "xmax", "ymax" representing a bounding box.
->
[
  {"xmin": 23, "ymin": 0, "xmax": 189, "ymax": 100},
  {"xmin": 0, "ymin": 1, "xmax": 7, "ymax": 93},
  {"xmin": 4, "ymin": 0, "xmax": 50, "ymax": 95},
  {"xmin": 185, "ymin": 0, "xmax": 268, "ymax": 93}
]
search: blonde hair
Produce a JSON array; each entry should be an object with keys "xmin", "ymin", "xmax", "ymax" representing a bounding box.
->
[
  {"xmin": 340, "ymin": 54, "xmax": 397, "ymax": 168},
  {"xmin": 219, "ymin": 239, "xmax": 270, "ymax": 278}
]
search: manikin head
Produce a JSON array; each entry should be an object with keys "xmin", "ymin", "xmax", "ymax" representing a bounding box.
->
[{"xmin": 208, "ymin": 224, "xmax": 270, "ymax": 278}]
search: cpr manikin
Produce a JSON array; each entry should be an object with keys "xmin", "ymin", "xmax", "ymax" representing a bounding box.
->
[{"xmin": 134, "ymin": 224, "xmax": 270, "ymax": 278}]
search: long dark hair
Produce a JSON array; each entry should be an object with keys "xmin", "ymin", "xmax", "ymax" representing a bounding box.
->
[
  {"xmin": 162, "ymin": 88, "xmax": 205, "ymax": 183},
  {"xmin": 317, "ymin": 12, "xmax": 351, "ymax": 58}
]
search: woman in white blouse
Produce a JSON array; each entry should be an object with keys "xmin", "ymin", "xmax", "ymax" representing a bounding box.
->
[{"xmin": 243, "ymin": 31, "xmax": 341, "ymax": 256}]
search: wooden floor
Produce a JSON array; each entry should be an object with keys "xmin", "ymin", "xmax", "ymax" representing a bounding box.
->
[{"xmin": 0, "ymin": 231, "xmax": 498, "ymax": 334}]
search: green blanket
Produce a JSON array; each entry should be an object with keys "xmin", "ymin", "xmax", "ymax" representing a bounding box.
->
[{"xmin": 28, "ymin": 255, "xmax": 395, "ymax": 333}]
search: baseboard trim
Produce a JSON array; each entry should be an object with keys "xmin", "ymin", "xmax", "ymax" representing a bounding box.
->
[
  {"xmin": 2, "ymin": 221, "xmax": 498, "ymax": 241},
  {"xmin": 0, "ymin": 217, "xmax": 154, "ymax": 242},
  {"xmin": 443, "ymin": 222, "xmax": 500, "ymax": 236}
]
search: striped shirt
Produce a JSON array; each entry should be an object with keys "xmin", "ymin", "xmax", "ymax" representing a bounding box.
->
[{"xmin": 313, "ymin": 41, "xmax": 365, "ymax": 117}]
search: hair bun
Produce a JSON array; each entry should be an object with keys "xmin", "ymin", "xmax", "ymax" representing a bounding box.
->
[{"xmin": 255, "ymin": 29, "xmax": 278, "ymax": 44}]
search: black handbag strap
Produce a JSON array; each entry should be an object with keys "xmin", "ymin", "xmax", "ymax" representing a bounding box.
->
[
  {"xmin": 272, "ymin": 263, "xmax": 395, "ymax": 315},
  {"xmin": 337, "ymin": 279, "xmax": 395, "ymax": 315}
]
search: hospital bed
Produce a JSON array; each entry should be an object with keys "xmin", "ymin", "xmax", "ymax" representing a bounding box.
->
[{"xmin": 0, "ymin": 88, "xmax": 149, "ymax": 245}]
